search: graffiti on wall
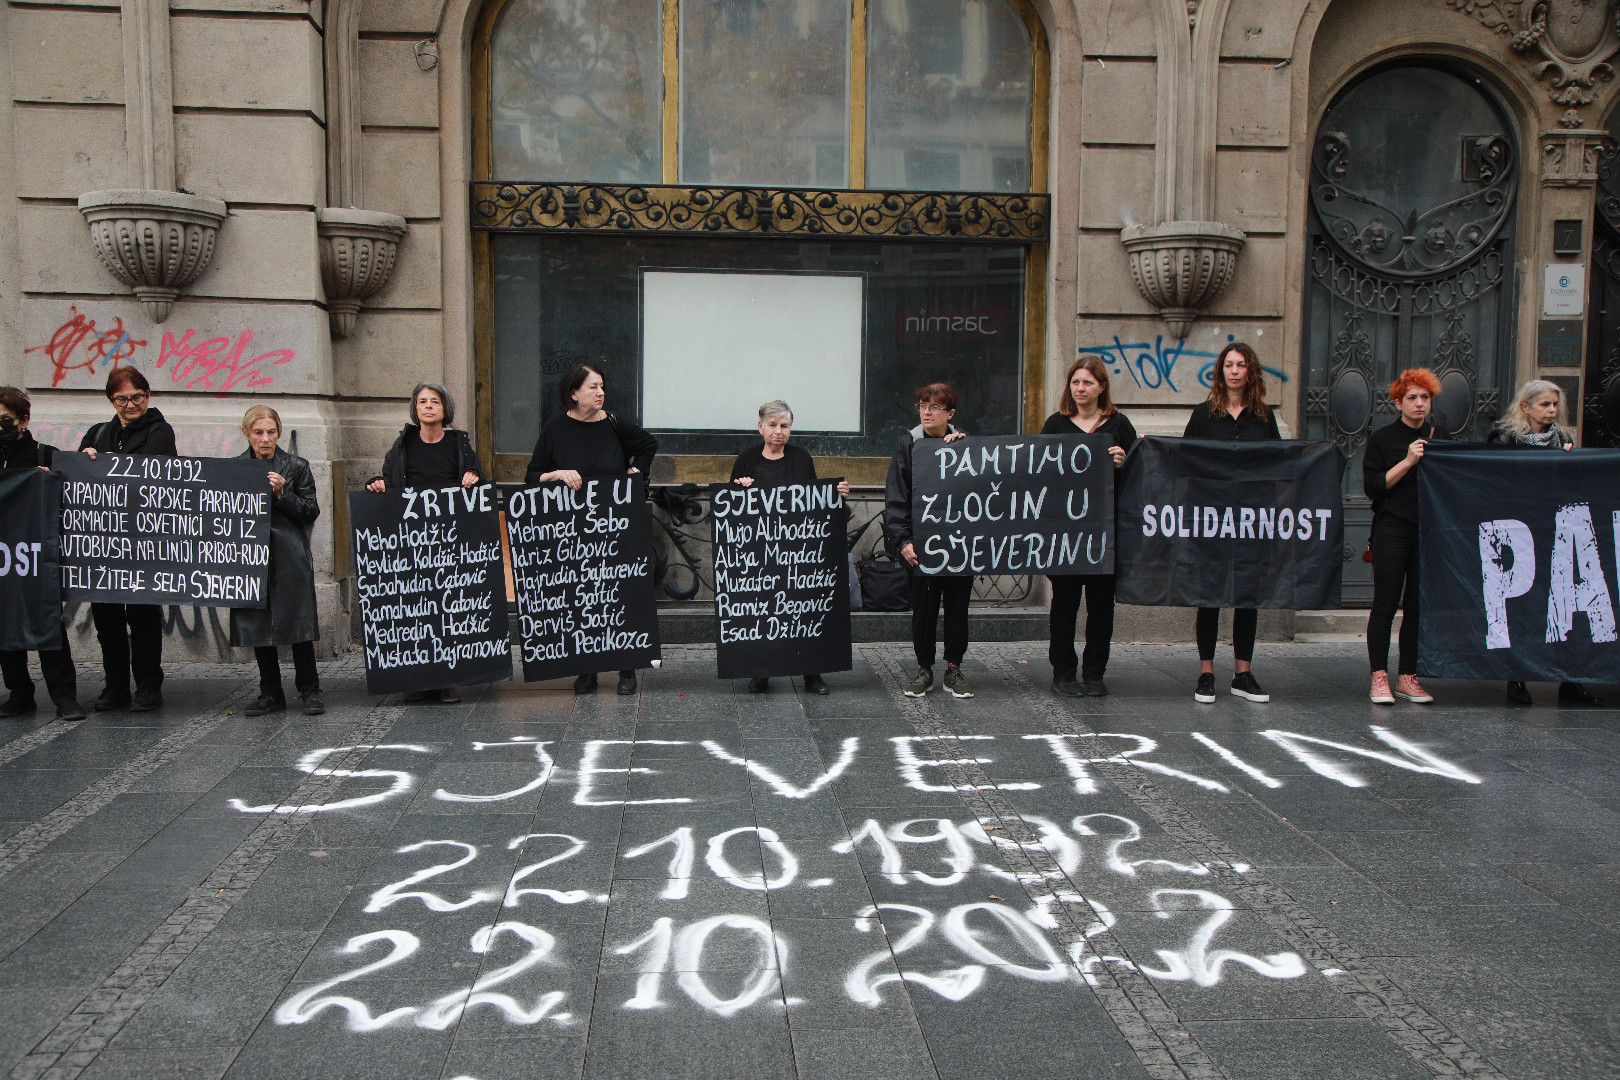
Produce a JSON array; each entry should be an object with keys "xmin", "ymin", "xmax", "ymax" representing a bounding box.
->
[{"xmin": 1080, "ymin": 334, "xmax": 1289, "ymax": 403}]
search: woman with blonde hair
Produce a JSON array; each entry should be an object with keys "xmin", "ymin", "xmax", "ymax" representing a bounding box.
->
[
  {"xmin": 1040, "ymin": 356, "xmax": 1136, "ymax": 696},
  {"xmin": 233, "ymin": 405, "xmax": 324, "ymax": 715},
  {"xmin": 1487, "ymin": 380, "xmax": 1599, "ymax": 706}
]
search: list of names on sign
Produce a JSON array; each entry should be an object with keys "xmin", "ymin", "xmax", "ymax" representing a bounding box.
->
[
  {"xmin": 349, "ymin": 484, "xmax": 512, "ymax": 695},
  {"xmin": 55, "ymin": 452, "xmax": 271, "ymax": 606},
  {"xmin": 504, "ymin": 475, "xmax": 661, "ymax": 682},
  {"xmin": 709, "ymin": 480, "xmax": 852, "ymax": 680},
  {"xmin": 910, "ymin": 433, "xmax": 1115, "ymax": 576}
]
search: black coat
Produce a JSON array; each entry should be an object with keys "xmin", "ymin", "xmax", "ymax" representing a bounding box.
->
[
  {"xmin": 729, "ymin": 444, "xmax": 818, "ymax": 485},
  {"xmin": 0, "ymin": 430, "xmax": 56, "ymax": 469},
  {"xmin": 883, "ymin": 423, "xmax": 962, "ymax": 558},
  {"xmin": 79, "ymin": 407, "xmax": 177, "ymax": 455},
  {"xmin": 378, "ymin": 425, "xmax": 485, "ymax": 490},
  {"xmin": 229, "ymin": 446, "xmax": 320, "ymax": 647}
]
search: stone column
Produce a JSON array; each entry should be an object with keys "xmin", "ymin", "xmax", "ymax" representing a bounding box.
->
[
  {"xmin": 121, "ymin": 0, "xmax": 175, "ymax": 190},
  {"xmin": 1534, "ymin": 126, "xmax": 1608, "ymax": 441}
]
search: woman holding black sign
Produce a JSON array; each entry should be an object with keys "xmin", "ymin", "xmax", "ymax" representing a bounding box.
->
[
  {"xmin": 1041, "ymin": 357, "xmax": 1136, "ymax": 697},
  {"xmin": 1486, "ymin": 381, "xmax": 1600, "ymax": 707},
  {"xmin": 366, "ymin": 382, "xmax": 485, "ymax": 703},
  {"xmin": 1363, "ymin": 368, "xmax": 1447, "ymax": 706},
  {"xmin": 885, "ymin": 383, "xmax": 972, "ymax": 699},
  {"xmin": 731, "ymin": 400, "xmax": 851, "ymax": 696},
  {"xmin": 233, "ymin": 405, "xmax": 324, "ymax": 717},
  {"xmin": 524, "ymin": 364, "xmax": 658, "ymax": 696},
  {"xmin": 1184, "ymin": 343, "xmax": 1280, "ymax": 705},
  {"xmin": 0, "ymin": 387, "xmax": 85, "ymax": 721},
  {"xmin": 78, "ymin": 366, "xmax": 176, "ymax": 713}
]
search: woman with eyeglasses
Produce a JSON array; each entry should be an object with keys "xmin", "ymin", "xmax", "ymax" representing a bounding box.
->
[
  {"xmin": 884, "ymin": 383, "xmax": 973, "ymax": 699},
  {"xmin": 78, "ymin": 366, "xmax": 176, "ymax": 713}
]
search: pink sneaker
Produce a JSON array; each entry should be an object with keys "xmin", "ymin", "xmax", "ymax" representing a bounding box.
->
[
  {"xmin": 1393, "ymin": 675, "xmax": 1433, "ymax": 704},
  {"xmin": 1369, "ymin": 671, "xmax": 1394, "ymax": 705}
]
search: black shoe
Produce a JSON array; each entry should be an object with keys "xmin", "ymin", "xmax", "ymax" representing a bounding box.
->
[
  {"xmin": 1230, "ymin": 672, "xmax": 1270, "ymax": 703},
  {"xmin": 1560, "ymin": 683, "xmax": 1603, "ymax": 706},
  {"xmin": 244, "ymin": 694, "xmax": 285, "ymax": 716},
  {"xmin": 129, "ymin": 689, "xmax": 163, "ymax": 712},
  {"xmin": 1083, "ymin": 678, "xmax": 1109, "ymax": 697},
  {"xmin": 747, "ymin": 677, "xmax": 770, "ymax": 693},
  {"xmin": 403, "ymin": 690, "xmax": 430, "ymax": 702},
  {"xmin": 1194, "ymin": 673, "xmax": 1216, "ymax": 703},
  {"xmin": 92, "ymin": 689, "xmax": 131, "ymax": 712},
  {"xmin": 803, "ymin": 674, "xmax": 829, "ymax": 695},
  {"xmin": 437, "ymin": 687, "xmax": 462, "ymax": 704},
  {"xmin": 301, "ymin": 692, "xmax": 325, "ymax": 715},
  {"xmin": 0, "ymin": 695, "xmax": 37, "ymax": 718},
  {"xmin": 617, "ymin": 671, "xmax": 637, "ymax": 696},
  {"xmin": 1051, "ymin": 670, "xmax": 1084, "ymax": 697},
  {"xmin": 55, "ymin": 700, "xmax": 88, "ymax": 721},
  {"xmin": 1506, "ymin": 681, "xmax": 1533, "ymax": 706},
  {"xmin": 573, "ymin": 673, "xmax": 597, "ymax": 694}
]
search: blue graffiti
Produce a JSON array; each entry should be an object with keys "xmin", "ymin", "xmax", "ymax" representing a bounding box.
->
[{"xmin": 1079, "ymin": 334, "xmax": 1288, "ymax": 393}]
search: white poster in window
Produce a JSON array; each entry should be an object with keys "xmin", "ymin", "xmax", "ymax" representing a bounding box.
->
[
  {"xmin": 1543, "ymin": 264, "xmax": 1585, "ymax": 317},
  {"xmin": 641, "ymin": 270, "xmax": 863, "ymax": 432}
]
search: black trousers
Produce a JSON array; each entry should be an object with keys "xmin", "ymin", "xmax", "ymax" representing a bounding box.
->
[
  {"xmin": 1049, "ymin": 575, "xmax": 1115, "ymax": 679},
  {"xmin": 909, "ymin": 571, "xmax": 971, "ymax": 668},
  {"xmin": 0, "ymin": 625, "xmax": 78, "ymax": 709},
  {"xmin": 1368, "ymin": 518, "xmax": 1420, "ymax": 676},
  {"xmin": 1196, "ymin": 607, "xmax": 1257, "ymax": 663},
  {"xmin": 255, "ymin": 642, "xmax": 320, "ymax": 698},
  {"xmin": 91, "ymin": 602, "xmax": 164, "ymax": 692}
]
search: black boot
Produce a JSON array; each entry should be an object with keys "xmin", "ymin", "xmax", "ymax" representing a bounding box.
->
[
  {"xmin": 1506, "ymin": 681, "xmax": 1533, "ymax": 706},
  {"xmin": 617, "ymin": 670, "xmax": 637, "ymax": 696},
  {"xmin": 0, "ymin": 694, "xmax": 37, "ymax": 718},
  {"xmin": 803, "ymin": 674, "xmax": 829, "ymax": 695},
  {"xmin": 1559, "ymin": 682, "xmax": 1603, "ymax": 706},
  {"xmin": 1051, "ymin": 670, "xmax": 1083, "ymax": 697},
  {"xmin": 748, "ymin": 677, "xmax": 770, "ymax": 693},
  {"xmin": 573, "ymin": 673, "xmax": 598, "ymax": 694}
]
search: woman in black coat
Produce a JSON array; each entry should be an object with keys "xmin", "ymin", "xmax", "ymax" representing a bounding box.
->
[
  {"xmin": 233, "ymin": 405, "xmax": 323, "ymax": 716},
  {"xmin": 730, "ymin": 400, "xmax": 850, "ymax": 696},
  {"xmin": 0, "ymin": 386, "xmax": 84, "ymax": 721},
  {"xmin": 1183, "ymin": 343, "xmax": 1281, "ymax": 706},
  {"xmin": 367, "ymin": 381, "xmax": 486, "ymax": 703},
  {"xmin": 525, "ymin": 364, "xmax": 658, "ymax": 695},
  {"xmin": 78, "ymin": 365, "xmax": 176, "ymax": 713},
  {"xmin": 1041, "ymin": 357, "xmax": 1136, "ymax": 697}
]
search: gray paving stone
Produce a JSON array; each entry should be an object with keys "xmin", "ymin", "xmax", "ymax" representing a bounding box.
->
[
  {"xmin": 77, "ymin": 1046, "xmax": 239, "ymax": 1080},
  {"xmin": 1187, "ymin": 1017, "xmax": 1433, "ymax": 1079}
]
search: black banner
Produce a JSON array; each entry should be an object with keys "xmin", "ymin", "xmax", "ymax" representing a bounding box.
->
[
  {"xmin": 0, "ymin": 468, "xmax": 63, "ymax": 651},
  {"xmin": 55, "ymin": 452, "xmax": 270, "ymax": 607},
  {"xmin": 1419, "ymin": 444, "xmax": 1620, "ymax": 682},
  {"xmin": 350, "ymin": 485, "xmax": 512, "ymax": 694},
  {"xmin": 709, "ymin": 481, "xmax": 853, "ymax": 680},
  {"xmin": 909, "ymin": 434, "xmax": 1115, "ymax": 576},
  {"xmin": 1116, "ymin": 437, "xmax": 1345, "ymax": 609},
  {"xmin": 504, "ymin": 475, "xmax": 661, "ymax": 681}
]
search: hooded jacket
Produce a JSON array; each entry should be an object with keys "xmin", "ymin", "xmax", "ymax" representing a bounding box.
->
[
  {"xmin": 78, "ymin": 407, "xmax": 177, "ymax": 456},
  {"xmin": 882, "ymin": 422, "xmax": 962, "ymax": 558}
]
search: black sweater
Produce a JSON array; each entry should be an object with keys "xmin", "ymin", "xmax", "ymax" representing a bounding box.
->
[
  {"xmin": 524, "ymin": 413, "xmax": 657, "ymax": 485},
  {"xmin": 730, "ymin": 444, "xmax": 818, "ymax": 486},
  {"xmin": 379, "ymin": 425, "xmax": 485, "ymax": 490},
  {"xmin": 1182, "ymin": 403, "xmax": 1281, "ymax": 441},
  {"xmin": 79, "ymin": 407, "xmax": 177, "ymax": 456},
  {"xmin": 0, "ymin": 430, "xmax": 56, "ymax": 470},
  {"xmin": 1041, "ymin": 410, "xmax": 1139, "ymax": 449},
  {"xmin": 1363, "ymin": 419, "xmax": 1446, "ymax": 527}
]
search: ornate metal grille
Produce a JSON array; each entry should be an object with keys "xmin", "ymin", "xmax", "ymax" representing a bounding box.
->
[
  {"xmin": 1585, "ymin": 131, "xmax": 1620, "ymax": 446},
  {"xmin": 472, "ymin": 183, "xmax": 1049, "ymax": 243}
]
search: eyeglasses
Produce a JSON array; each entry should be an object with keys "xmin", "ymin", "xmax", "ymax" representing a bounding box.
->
[
  {"xmin": 917, "ymin": 403, "xmax": 950, "ymax": 413},
  {"xmin": 111, "ymin": 393, "xmax": 148, "ymax": 407}
]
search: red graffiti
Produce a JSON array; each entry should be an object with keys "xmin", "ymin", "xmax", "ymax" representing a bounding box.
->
[
  {"xmin": 154, "ymin": 329, "xmax": 295, "ymax": 393},
  {"xmin": 25, "ymin": 306, "xmax": 146, "ymax": 387}
]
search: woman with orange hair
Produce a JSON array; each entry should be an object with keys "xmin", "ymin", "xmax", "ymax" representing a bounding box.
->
[{"xmin": 1362, "ymin": 368, "xmax": 1446, "ymax": 705}]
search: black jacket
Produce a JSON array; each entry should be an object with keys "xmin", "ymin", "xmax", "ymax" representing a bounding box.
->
[
  {"xmin": 883, "ymin": 423, "xmax": 961, "ymax": 557},
  {"xmin": 379, "ymin": 425, "xmax": 485, "ymax": 490},
  {"xmin": 0, "ymin": 430, "xmax": 56, "ymax": 470},
  {"xmin": 229, "ymin": 446, "xmax": 321, "ymax": 647},
  {"xmin": 729, "ymin": 444, "xmax": 818, "ymax": 485},
  {"xmin": 79, "ymin": 407, "xmax": 177, "ymax": 456},
  {"xmin": 1363, "ymin": 419, "xmax": 1447, "ymax": 528},
  {"xmin": 1182, "ymin": 403, "xmax": 1281, "ymax": 441},
  {"xmin": 524, "ymin": 412, "xmax": 658, "ymax": 486}
]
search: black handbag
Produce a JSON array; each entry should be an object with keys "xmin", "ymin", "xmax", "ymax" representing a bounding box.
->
[{"xmin": 856, "ymin": 551, "xmax": 911, "ymax": 612}]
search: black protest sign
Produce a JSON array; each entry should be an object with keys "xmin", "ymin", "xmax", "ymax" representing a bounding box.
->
[
  {"xmin": 55, "ymin": 452, "xmax": 270, "ymax": 607},
  {"xmin": 709, "ymin": 480, "xmax": 853, "ymax": 680},
  {"xmin": 504, "ymin": 475, "xmax": 661, "ymax": 682},
  {"xmin": 910, "ymin": 434, "xmax": 1115, "ymax": 576},
  {"xmin": 350, "ymin": 484, "xmax": 512, "ymax": 694},
  {"xmin": 1419, "ymin": 444, "xmax": 1620, "ymax": 683},
  {"xmin": 0, "ymin": 468, "xmax": 63, "ymax": 651},
  {"xmin": 1115, "ymin": 437, "xmax": 1345, "ymax": 610}
]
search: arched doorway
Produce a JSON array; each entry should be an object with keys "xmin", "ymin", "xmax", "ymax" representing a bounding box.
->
[
  {"xmin": 1585, "ymin": 102, "xmax": 1620, "ymax": 447},
  {"xmin": 1301, "ymin": 63, "xmax": 1520, "ymax": 604}
]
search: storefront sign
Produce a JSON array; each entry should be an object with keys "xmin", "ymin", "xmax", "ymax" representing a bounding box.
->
[
  {"xmin": 505, "ymin": 476, "xmax": 661, "ymax": 682},
  {"xmin": 55, "ymin": 452, "xmax": 271, "ymax": 607},
  {"xmin": 350, "ymin": 485, "xmax": 512, "ymax": 694},
  {"xmin": 1115, "ymin": 438, "xmax": 1345, "ymax": 609},
  {"xmin": 0, "ymin": 468, "xmax": 62, "ymax": 651},
  {"xmin": 1419, "ymin": 444, "xmax": 1620, "ymax": 682},
  {"xmin": 1543, "ymin": 264, "xmax": 1585, "ymax": 317},
  {"xmin": 709, "ymin": 480, "xmax": 853, "ymax": 680},
  {"xmin": 1537, "ymin": 319, "xmax": 1583, "ymax": 368},
  {"xmin": 896, "ymin": 307, "xmax": 1009, "ymax": 336},
  {"xmin": 910, "ymin": 434, "xmax": 1115, "ymax": 576}
]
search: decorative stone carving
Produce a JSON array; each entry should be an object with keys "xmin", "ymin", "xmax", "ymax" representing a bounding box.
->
[
  {"xmin": 1448, "ymin": 0, "xmax": 1620, "ymax": 112},
  {"xmin": 317, "ymin": 208, "xmax": 407, "ymax": 338},
  {"xmin": 77, "ymin": 189, "xmax": 228, "ymax": 323},
  {"xmin": 1541, "ymin": 127, "xmax": 1611, "ymax": 186},
  {"xmin": 1119, "ymin": 220, "xmax": 1246, "ymax": 339}
]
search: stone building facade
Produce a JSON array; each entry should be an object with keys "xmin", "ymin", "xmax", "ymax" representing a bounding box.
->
[{"xmin": 2, "ymin": 0, "xmax": 1617, "ymax": 656}]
